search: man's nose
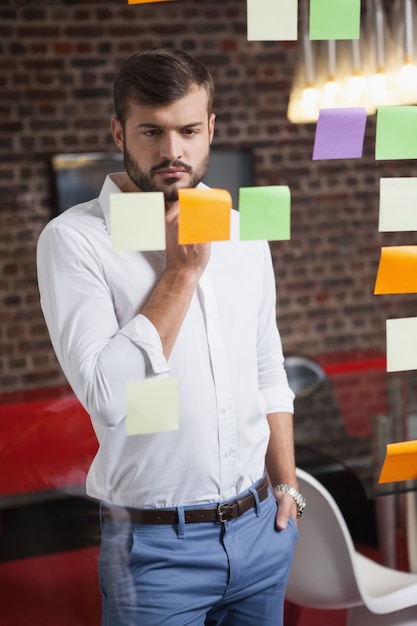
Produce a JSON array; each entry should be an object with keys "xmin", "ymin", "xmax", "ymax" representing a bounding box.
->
[{"xmin": 160, "ymin": 132, "xmax": 183, "ymax": 161}]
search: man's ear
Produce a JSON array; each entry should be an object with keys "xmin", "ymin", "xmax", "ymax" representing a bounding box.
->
[
  {"xmin": 111, "ymin": 116, "xmax": 124, "ymax": 152},
  {"xmin": 209, "ymin": 113, "xmax": 216, "ymax": 144}
]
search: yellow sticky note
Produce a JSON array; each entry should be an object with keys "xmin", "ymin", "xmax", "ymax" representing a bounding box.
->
[
  {"xmin": 379, "ymin": 440, "xmax": 417, "ymax": 483},
  {"xmin": 178, "ymin": 188, "xmax": 231, "ymax": 244},
  {"xmin": 386, "ymin": 317, "xmax": 417, "ymax": 372},
  {"xmin": 379, "ymin": 178, "xmax": 417, "ymax": 232},
  {"xmin": 110, "ymin": 192, "xmax": 165, "ymax": 252},
  {"xmin": 126, "ymin": 377, "xmax": 179, "ymax": 436},
  {"xmin": 374, "ymin": 247, "xmax": 417, "ymax": 294},
  {"xmin": 247, "ymin": 0, "xmax": 298, "ymax": 41}
]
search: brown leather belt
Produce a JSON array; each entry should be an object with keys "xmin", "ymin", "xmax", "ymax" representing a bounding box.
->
[{"xmin": 102, "ymin": 476, "xmax": 269, "ymax": 525}]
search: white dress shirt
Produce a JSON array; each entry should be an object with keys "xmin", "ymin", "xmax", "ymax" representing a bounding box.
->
[{"xmin": 37, "ymin": 173, "xmax": 294, "ymax": 508}]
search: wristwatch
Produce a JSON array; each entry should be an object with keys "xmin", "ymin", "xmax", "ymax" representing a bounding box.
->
[{"xmin": 274, "ymin": 484, "xmax": 306, "ymax": 518}]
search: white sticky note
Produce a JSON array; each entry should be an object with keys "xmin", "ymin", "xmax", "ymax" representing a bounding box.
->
[
  {"xmin": 386, "ymin": 317, "xmax": 417, "ymax": 372},
  {"xmin": 379, "ymin": 178, "xmax": 417, "ymax": 232},
  {"xmin": 110, "ymin": 192, "xmax": 166, "ymax": 251},
  {"xmin": 247, "ymin": 0, "xmax": 298, "ymax": 41},
  {"xmin": 126, "ymin": 377, "xmax": 179, "ymax": 436}
]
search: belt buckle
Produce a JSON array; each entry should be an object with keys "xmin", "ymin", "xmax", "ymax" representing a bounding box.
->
[
  {"xmin": 217, "ymin": 502, "xmax": 235, "ymax": 524},
  {"xmin": 217, "ymin": 503, "xmax": 226, "ymax": 524}
]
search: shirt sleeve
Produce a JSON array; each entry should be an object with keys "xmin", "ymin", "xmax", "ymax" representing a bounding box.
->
[
  {"xmin": 36, "ymin": 222, "xmax": 170, "ymax": 428},
  {"xmin": 257, "ymin": 243, "xmax": 295, "ymax": 414}
]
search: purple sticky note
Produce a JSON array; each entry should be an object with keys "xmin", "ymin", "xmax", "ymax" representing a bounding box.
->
[{"xmin": 312, "ymin": 107, "xmax": 367, "ymax": 160}]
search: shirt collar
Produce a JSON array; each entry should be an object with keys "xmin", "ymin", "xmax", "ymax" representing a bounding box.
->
[{"xmin": 99, "ymin": 172, "xmax": 128, "ymax": 234}]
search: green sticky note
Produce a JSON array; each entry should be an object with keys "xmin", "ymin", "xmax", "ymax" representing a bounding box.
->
[
  {"xmin": 110, "ymin": 192, "xmax": 166, "ymax": 251},
  {"xmin": 379, "ymin": 178, "xmax": 417, "ymax": 231},
  {"xmin": 386, "ymin": 318, "xmax": 417, "ymax": 373},
  {"xmin": 247, "ymin": 0, "xmax": 298, "ymax": 41},
  {"xmin": 310, "ymin": 0, "xmax": 360, "ymax": 40},
  {"xmin": 375, "ymin": 106, "xmax": 417, "ymax": 161},
  {"xmin": 239, "ymin": 186, "xmax": 291, "ymax": 241},
  {"xmin": 126, "ymin": 377, "xmax": 179, "ymax": 436}
]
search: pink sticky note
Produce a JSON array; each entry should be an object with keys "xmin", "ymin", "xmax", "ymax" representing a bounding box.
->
[{"xmin": 313, "ymin": 107, "xmax": 367, "ymax": 160}]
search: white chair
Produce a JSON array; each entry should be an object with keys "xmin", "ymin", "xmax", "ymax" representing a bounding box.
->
[
  {"xmin": 284, "ymin": 354, "xmax": 327, "ymax": 399},
  {"xmin": 285, "ymin": 468, "xmax": 417, "ymax": 625},
  {"xmin": 406, "ymin": 489, "xmax": 417, "ymax": 573}
]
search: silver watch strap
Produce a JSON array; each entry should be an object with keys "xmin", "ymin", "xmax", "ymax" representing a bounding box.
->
[{"xmin": 274, "ymin": 483, "xmax": 306, "ymax": 518}]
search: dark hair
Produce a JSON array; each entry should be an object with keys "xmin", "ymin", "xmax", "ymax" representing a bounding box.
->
[{"xmin": 113, "ymin": 48, "xmax": 214, "ymax": 126}]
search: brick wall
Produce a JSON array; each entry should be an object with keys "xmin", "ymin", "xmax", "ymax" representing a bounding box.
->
[{"xmin": 1, "ymin": 0, "xmax": 416, "ymax": 392}]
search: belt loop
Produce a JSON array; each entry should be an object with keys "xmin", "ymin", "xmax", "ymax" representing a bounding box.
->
[
  {"xmin": 249, "ymin": 486, "xmax": 261, "ymax": 517},
  {"xmin": 99, "ymin": 501, "xmax": 105, "ymax": 531},
  {"xmin": 177, "ymin": 506, "xmax": 185, "ymax": 539}
]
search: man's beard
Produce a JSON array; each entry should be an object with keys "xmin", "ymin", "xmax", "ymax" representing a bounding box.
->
[{"xmin": 123, "ymin": 146, "xmax": 211, "ymax": 203}]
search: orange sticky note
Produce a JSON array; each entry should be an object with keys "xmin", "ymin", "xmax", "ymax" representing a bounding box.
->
[
  {"xmin": 379, "ymin": 440, "xmax": 417, "ymax": 483},
  {"xmin": 128, "ymin": 0, "xmax": 175, "ymax": 4},
  {"xmin": 374, "ymin": 246, "xmax": 417, "ymax": 294},
  {"xmin": 178, "ymin": 188, "xmax": 232, "ymax": 244}
]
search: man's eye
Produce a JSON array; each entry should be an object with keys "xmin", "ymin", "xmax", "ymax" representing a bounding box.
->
[
  {"xmin": 183, "ymin": 129, "xmax": 196, "ymax": 135},
  {"xmin": 144, "ymin": 130, "xmax": 159, "ymax": 137}
]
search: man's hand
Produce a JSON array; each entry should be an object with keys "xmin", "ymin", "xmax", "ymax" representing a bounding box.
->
[
  {"xmin": 165, "ymin": 202, "xmax": 210, "ymax": 277},
  {"xmin": 274, "ymin": 491, "xmax": 298, "ymax": 530}
]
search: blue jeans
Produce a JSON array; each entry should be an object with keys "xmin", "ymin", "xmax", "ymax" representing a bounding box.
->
[{"xmin": 98, "ymin": 485, "xmax": 298, "ymax": 626}]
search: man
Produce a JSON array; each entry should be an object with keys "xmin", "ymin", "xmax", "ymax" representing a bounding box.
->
[{"xmin": 37, "ymin": 48, "xmax": 304, "ymax": 626}]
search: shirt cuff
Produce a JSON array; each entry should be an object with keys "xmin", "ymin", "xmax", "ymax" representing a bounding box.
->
[
  {"xmin": 260, "ymin": 385, "xmax": 295, "ymax": 415},
  {"xmin": 120, "ymin": 314, "xmax": 170, "ymax": 375}
]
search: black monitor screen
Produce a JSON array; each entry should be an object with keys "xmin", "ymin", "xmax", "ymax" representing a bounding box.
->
[{"xmin": 51, "ymin": 148, "xmax": 254, "ymax": 215}]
